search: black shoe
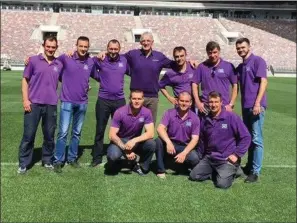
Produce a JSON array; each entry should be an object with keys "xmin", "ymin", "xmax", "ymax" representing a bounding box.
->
[
  {"xmin": 68, "ymin": 161, "xmax": 81, "ymax": 168},
  {"xmin": 242, "ymin": 166, "xmax": 251, "ymax": 175},
  {"xmin": 132, "ymin": 163, "xmax": 145, "ymax": 176},
  {"xmin": 53, "ymin": 163, "xmax": 62, "ymax": 173},
  {"xmin": 89, "ymin": 160, "xmax": 101, "ymax": 167},
  {"xmin": 235, "ymin": 166, "xmax": 245, "ymax": 178},
  {"xmin": 244, "ymin": 173, "xmax": 258, "ymax": 183}
]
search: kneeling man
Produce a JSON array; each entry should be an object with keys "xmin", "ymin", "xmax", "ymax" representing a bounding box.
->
[
  {"xmin": 189, "ymin": 91, "xmax": 251, "ymax": 189},
  {"xmin": 156, "ymin": 91, "xmax": 201, "ymax": 179},
  {"xmin": 106, "ymin": 90, "xmax": 156, "ymax": 175}
]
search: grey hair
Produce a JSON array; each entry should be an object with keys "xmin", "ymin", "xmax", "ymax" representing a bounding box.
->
[
  {"xmin": 140, "ymin": 31, "xmax": 154, "ymax": 42},
  {"xmin": 178, "ymin": 91, "xmax": 192, "ymax": 101}
]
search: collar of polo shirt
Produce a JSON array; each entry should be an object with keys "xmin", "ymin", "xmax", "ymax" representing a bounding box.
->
[{"xmin": 243, "ymin": 53, "xmax": 254, "ymax": 65}]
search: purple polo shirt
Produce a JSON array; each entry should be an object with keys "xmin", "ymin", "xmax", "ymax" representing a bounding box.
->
[
  {"xmin": 23, "ymin": 54, "xmax": 63, "ymax": 105},
  {"xmin": 94, "ymin": 55, "xmax": 129, "ymax": 100},
  {"xmin": 160, "ymin": 108, "xmax": 200, "ymax": 145},
  {"xmin": 159, "ymin": 62, "xmax": 196, "ymax": 97},
  {"xmin": 125, "ymin": 49, "xmax": 173, "ymax": 97},
  {"xmin": 58, "ymin": 52, "xmax": 98, "ymax": 104},
  {"xmin": 193, "ymin": 59, "xmax": 237, "ymax": 105},
  {"xmin": 200, "ymin": 110, "xmax": 251, "ymax": 161},
  {"xmin": 111, "ymin": 104, "xmax": 153, "ymax": 139},
  {"xmin": 236, "ymin": 54, "xmax": 267, "ymax": 108}
]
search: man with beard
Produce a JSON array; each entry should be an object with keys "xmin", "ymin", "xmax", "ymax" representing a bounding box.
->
[{"xmin": 235, "ymin": 38, "xmax": 268, "ymax": 183}]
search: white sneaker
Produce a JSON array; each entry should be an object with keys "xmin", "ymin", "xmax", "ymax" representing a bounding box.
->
[
  {"xmin": 17, "ymin": 167, "xmax": 27, "ymax": 174},
  {"xmin": 157, "ymin": 173, "xmax": 166, "ymax": 179},
  {"xmin": 44, "ymin": 164, "xmax": 54, "ymax": 169}
]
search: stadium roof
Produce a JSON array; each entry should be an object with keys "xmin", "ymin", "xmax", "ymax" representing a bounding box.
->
[{"xmin": 3, "ymin": 0, "xmax": 295, "ymax": 10}]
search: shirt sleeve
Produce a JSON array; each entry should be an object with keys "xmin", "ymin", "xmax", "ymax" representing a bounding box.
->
[
  {"xmin": 160, "ymin": 53, "xmax": 174, "ymax": 69},
  {"xmin": 160, "ymin": 110, "xmax": 170, "ymax": 127},
  {"xmin": 255, "ymin": 57, "xmax": 267, "ymax": 78},
  {"xmin": 193, "ymin": 66, "xmax": 202, "ymax": 84},
  {"xmin": 90, "ymin": 64, "xmax": 100, "ymax": 82},
  {"xmin": 232, "ymin": 115, "xmax": 252, "ymax": 158},
  {"xmin": 159, "ymin": 72, "xmax": 170, "ymax": 89},
  {"xmin": 23, "ymin": 59, "xmax": 34, "ymax": 79},
  {"xmin": 57, "ymin": 54, "xmax": 66, "ymax": 64},
  {"xmin": 228, "ymin": 63, "xmax": 238, "ymax": 84},
  {"xmin": 111, "ymin": 110, "xmax": 122, "ymax": 128},
  {"xmin": 191, "ymin": 116, "xmax": 200, "ymax": 136},
  {"xmin": 145, "ymin": 110, "xmax": 154, "ymax": 124}
]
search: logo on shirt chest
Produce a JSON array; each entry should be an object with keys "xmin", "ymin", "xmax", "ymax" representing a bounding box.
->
[
  {"xmin": 188, "ymin": 73, "xmax": 193, "ymax": 79},
  {"xmin": 152, "ymin": 59, "xmax": 159, "ymax": 62},
  {"xmin": 83, "ymin": 64, "xmax": 89, "ymax": 70},
  {"xmin": 221, "ymin": 123, "xmax": 228, "ymax": 129},
  {"xmin": 118, "ymin": 62, "xmax": 123, "ymax": 68},
  {"xmin": 245, "ymin": 67, "xmax": 251, "ymax": 72},
  {"xmin": 139, "ymin": 117, "xmax": 144, "ymax": 122},
  {"xmin": 53, "ymin": 66, "xmax": 59, "ymax": 72},
  {"xmin": 185, "ymin": 121, "xmax": 192, "ymax": 127},
  {"xmin": 217, "ymin": 68, "xmax": 224, "ymax": 73}
]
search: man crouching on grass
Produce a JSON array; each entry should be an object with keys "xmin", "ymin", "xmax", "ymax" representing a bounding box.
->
[
  {"xmin": 106, "ymin": 90, "xmax": 156, "ymax": 175},
  {"xmin": 189, "ymin": 91, "xmax": 251, "ymax": 189}
]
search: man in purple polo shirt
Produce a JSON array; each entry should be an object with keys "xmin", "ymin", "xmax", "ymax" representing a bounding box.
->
[
  {"xmin": 192, "ymin": 41, "xmax": 238, "ymax": 116},
  {"xmin": 53, "ymin": 36, "xmax": 99, "ymax": 173},
  {"xmin": 159, "ymin": 46, "xmax": 196, "ymax": 109},
  {"xmin": 98, "ymin": 32, "xmax": 198, "ymax": 123},
  {"xmin": 189, "ymin": 91, "xmax": 251, "ymax": 189},
  {"xmin": 155, "ymin": 92, "xmax": 201, "ymax": 179},
  {"xmin": 90, "ymin": 39, "xmax": 129, "ymax": 167},
  {"xmin": 235, "ymin": 38, "xmax": 268, "ymax": 183},
  {"xmin": 106, "ymin": 90, "xmax": 155, "ymax": 175},
  {"xmin": 18, "ymin": 36, "xmax": 63, "ymax": 174}
]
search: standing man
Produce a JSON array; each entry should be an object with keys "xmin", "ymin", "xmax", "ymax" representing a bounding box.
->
[
  {"xmin": 18, "ymin": 36, "xmax": 63, "ymax": 174},
  {"xmin": 106, "ymin": 90, "xmax": 156, "ymax": 175},
  {"xmin": 53, "ymin": 36, "xmax": 99, "ymax": 173},
  {"xmin": 155, "ymin": 92, "xmax": 201, "ymax": 179},
  {"xmin": 189, "ymin": 91, "xmax": 251, "ymax": 189},
  {"xmin": 90, "ymin": 39, "xmax": 129, "ymax": 167},
  {"xmin": 99, "ymin": 32, "xmax": 198, "ymax": 123},
  {"xmin": 192, "ymin": 41, "xmax": 238, "ymax": 116},
  {"xmin": 159, "ymin": 46, "xmax": 196, "ymax": 108},
  {"xmin": 235, "ymin": 38, "xmax": 268, "ymax": 183}
]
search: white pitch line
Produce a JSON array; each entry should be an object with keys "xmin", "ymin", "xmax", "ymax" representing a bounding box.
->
[{"xmin": 0, "ymin": 162, "xmax": 295, "ymax": 168}]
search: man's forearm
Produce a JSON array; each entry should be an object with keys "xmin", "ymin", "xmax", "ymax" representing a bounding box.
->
[
  {"xmin": 182, "ymin": 138, "xmax": 198, "ymax": 155},
  {"xmin": 160, "ymin": 88, "xmax": 173, "ymax": 101},
  {"xmin": 22, "ymin": 78, "xmax": 29, "ymax": 102},
  {"xmin": 157, "ymin": 127, "xmax": 172, "ymax": 145},
  {"xmin": 133, "ymin": 131, "xmax": 153, "ymax": 144},
  {"xmin": 110, "ymin": 134, "xmax": 125, "ymax": 150},
  {"xmin": 192, "ymin": 83, "xmax": 202, "ymax": 105},
  {"xmin": 229, "ymin": 84, "xmax": 238, "ymax": 106}
]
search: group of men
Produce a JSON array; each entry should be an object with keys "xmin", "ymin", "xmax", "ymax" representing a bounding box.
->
[{"xmin": 18, "ymin": 31, "xmax": 267, "ymax": 189}]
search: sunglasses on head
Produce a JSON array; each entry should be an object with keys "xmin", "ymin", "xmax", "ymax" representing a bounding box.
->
[{"xmin": 211, "ymin": 67, "xmax": 216, "ymax": 78}]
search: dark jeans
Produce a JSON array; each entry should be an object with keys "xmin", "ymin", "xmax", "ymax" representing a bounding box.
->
[
  {"xmin": 155, "ymin": 137, "xmax": 201, "ymax": 174},
  {"xmin": 106, "ymin": 138, "xmax": 156, "ymax": 172},
  {"xmin": 18, "ymin": 104, "xmax": 57, "ymax": 168},
  {"xmin": 189, "ymin": 155, "xmax": 239, "ymax": 189},
  {"xmin": 92, "ymin": 97, "xmax": 126, "ymax": 163}
]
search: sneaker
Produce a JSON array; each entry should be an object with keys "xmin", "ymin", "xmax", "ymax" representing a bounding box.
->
[
  {"xmin": 89, "ymin": 160, "xmax": 101, "ymax": 168},
  {"xmin": 53, "ymin": 163, "xmax": 62, "ymax": 173},
  {"xmin": 43, "ymin": 163, "xmax": 54, "ymax": 170},
  {"xmin": 244, "ymin": 173, "xmax": 259, "ymax": 183},
  {"xmin": 157, "ymin": 173, "xmax": 166, "ymax": 179},
  {"xmin": 235, "ymin": 166, "xmax": 245, "ymax": 178},
  {"xmin": 132, "ymin": 163, "xmax": 145, "ymax": 176},
  {"xmin": 17, "ymin": 167, "xmax": 27, "ymax": 174},
  {"xmin": 68, "ymin": 161, "xmax": 81, "ymax": 168}
]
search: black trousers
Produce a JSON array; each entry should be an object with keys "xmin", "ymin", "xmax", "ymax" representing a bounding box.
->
[
  {"xmin": 19, "ymin": 104, "xmax": 57, "ymax": 168},
  {"xmin": 91, "ymin": 97, "xmax": 126, "ymax": 163}
]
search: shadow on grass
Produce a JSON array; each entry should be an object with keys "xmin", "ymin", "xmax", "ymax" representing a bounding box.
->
[{"xmin": 28, "ymin": 144, "xmax": 110, "ymax": 169}]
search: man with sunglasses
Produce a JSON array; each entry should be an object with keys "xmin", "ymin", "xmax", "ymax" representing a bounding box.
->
[{"xmin": 192, "ymin": 41, "xmax": 238, "ymax": 116}]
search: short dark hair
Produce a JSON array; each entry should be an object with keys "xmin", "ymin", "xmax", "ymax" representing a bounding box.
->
[
  {"xmin": 173, "ymin": 46, "xmax": 187, "ymax": 55},
  {"xmin": 43, "ymin": 36, "xmax": 58, "ymax": 45},
  {"xmin": 107, "ymin": 39, "xmax": 121, "ymax": 48},
  {"xmin": 129, "ymin": 90, "xmax": 144, "ymax": 98},
  {"xmin": 76, "ymin": 36, "xmax": 89, "ymax": 45},
  {"xmin": 235, "ymin": 37, "xmax": 250, "ymax": 46},
  {"xmin": 178, "ymin": 91, "xmax": 192, "ymax": 101},
  {"xmin": 206, "ymin": 41, "xmax": 220, "ymax": 52},
  {"xmin": 208, "ymin": 91, "xmax": 222, "ymax": 101}
]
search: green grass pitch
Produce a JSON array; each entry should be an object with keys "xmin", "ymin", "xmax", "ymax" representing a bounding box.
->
[{"xmin": 1, "ymin": 71, "xmax": 296, "ymax": 222}]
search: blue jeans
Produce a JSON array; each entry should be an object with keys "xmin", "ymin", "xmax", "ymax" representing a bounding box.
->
[
  {"xmin": 19, "ymin": 104, "xmax": 57, "ymax": 168},
  {"xmin": 54, "ymin": 102, "xmax": 87, "ymax": 163},
  {"xmin": 106, "ymin": 138, "xmax": 156, "ymax": 172},
  {"xmin": 242, "ymin": 107, "xmax": 265, "ymax": 175},
  {"xmin": 155, "ymin": 137, "xmax": 201, "ymax": 173}
]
